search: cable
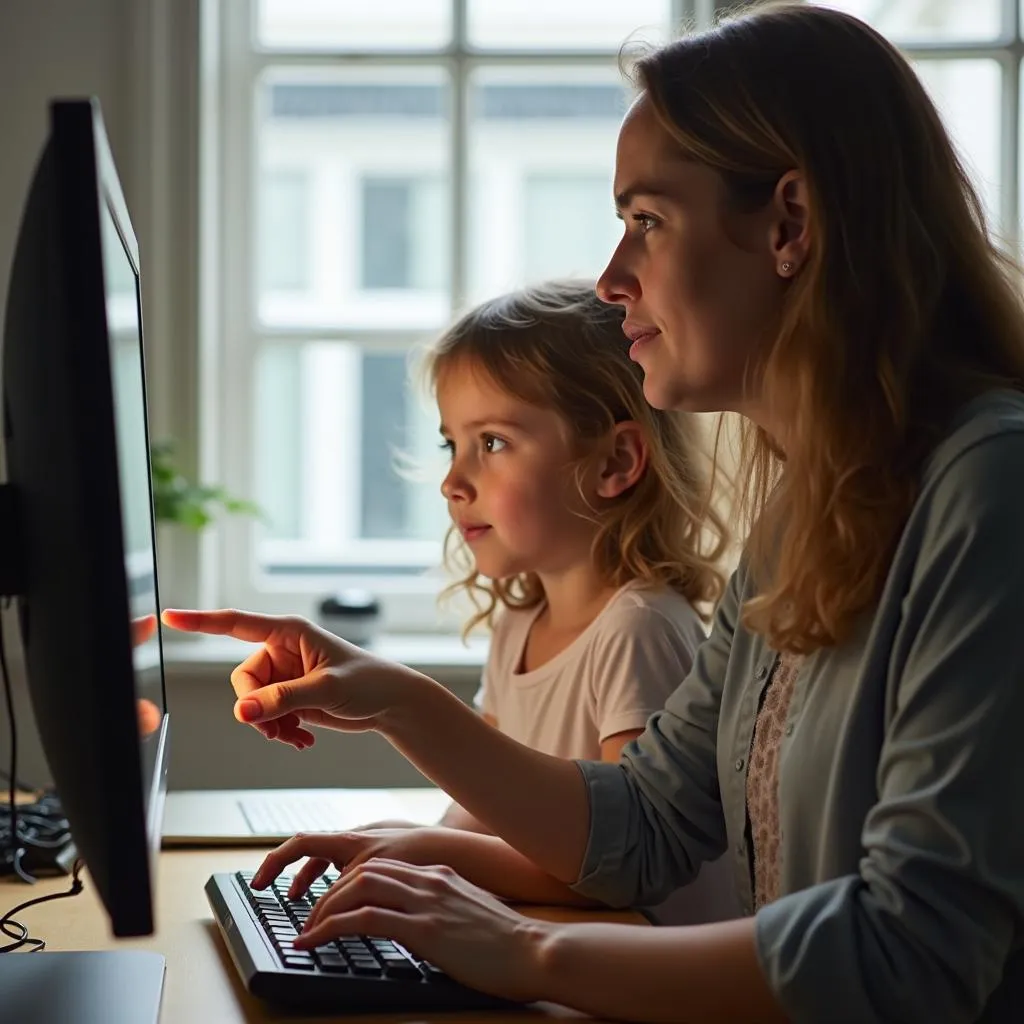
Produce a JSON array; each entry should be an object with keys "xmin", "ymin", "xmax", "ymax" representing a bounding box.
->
[
  {"xmin": 0, "ymin": 595, "xmax": 24, "ymax": 882},
  {"xmin": 0, "ymin": 598, "xmax": 74, "ymax": 885},
  {"xmin": 0, "ymin": 598, "xmax": 85, "ymax": 951},
  {"xmin": 0, "ymin": 857, "xmax": 85, "ymax": 953}
]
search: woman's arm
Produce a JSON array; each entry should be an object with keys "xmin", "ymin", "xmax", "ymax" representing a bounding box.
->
[
  {"xmin": 399, "ymin": 830, "xmax": 605, "ymax": 906},
  {"xmin": 455, "ymin": 836, "xmax": 602, "ymax": 906},
  {"xmin": 436, "ymin": 714, "xmax": 500, "ymax": 833},
  {"xmin": 379, "ymin": 684, "xmax": 591, "ymax": 881},
  {"xmin": 292, "ymin": 857, "xmax": 786, "ymax": 1024},
  {"xmin": 537, "ymin": 917, "xmax": 786, "ymax": 1023}
]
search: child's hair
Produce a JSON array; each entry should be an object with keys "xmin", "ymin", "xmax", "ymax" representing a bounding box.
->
[{"xmin": 423, "ymin": 279, "xmax": 730, "ymax": 636}]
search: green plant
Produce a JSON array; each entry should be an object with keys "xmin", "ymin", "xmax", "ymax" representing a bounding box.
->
[{"xmin": 150, "ymin": 440, "xmax": 262, "ymax": 531}]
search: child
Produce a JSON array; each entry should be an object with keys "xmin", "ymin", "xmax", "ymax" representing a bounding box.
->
[{"xmin": 421, "ymin": 279, "xmax": 727, "ymax": 834}]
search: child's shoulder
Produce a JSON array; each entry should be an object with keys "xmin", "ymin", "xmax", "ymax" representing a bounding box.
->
[{"xmin": 593, "ymin": 582, "xmax": 707, "ymax": 647}]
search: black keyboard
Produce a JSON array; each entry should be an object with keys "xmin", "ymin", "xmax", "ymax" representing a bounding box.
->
[{"xmin": 206, "ymin": 870, "xmax": 519, "ymax": 1014}]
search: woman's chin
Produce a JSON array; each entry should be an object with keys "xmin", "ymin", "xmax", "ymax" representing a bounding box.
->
[{"xmin": 641, "ymin": 376, "xmax": 680, "ymax": 411}]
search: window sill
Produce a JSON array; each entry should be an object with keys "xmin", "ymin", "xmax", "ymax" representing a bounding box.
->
[{"xmin": 162, "ymin": 631, "xmax": 488, "ymax": 683}]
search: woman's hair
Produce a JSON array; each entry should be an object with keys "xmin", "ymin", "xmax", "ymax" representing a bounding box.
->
[
  {"xmin": 424, "ymin": 279, "xmax": 729, "ymax": 636},
  {"xmin": 630, "ymin": 1, "xmax": 1024, "ymax": 653}
]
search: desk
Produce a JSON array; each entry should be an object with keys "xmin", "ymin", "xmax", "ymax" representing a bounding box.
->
[{"xmin": 1, "ymin": 849, "xmax": 648, "ymax": 1022}]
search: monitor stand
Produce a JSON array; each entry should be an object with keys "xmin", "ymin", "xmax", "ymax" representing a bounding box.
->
[{"xmin": 0, "ymin": 950, "xmax": 165, "ymax": 1023}]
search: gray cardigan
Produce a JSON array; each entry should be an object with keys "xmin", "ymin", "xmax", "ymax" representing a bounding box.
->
[{"xmin": 571, "ymin": 389, "xmax": 1024, "ymax": 1023}]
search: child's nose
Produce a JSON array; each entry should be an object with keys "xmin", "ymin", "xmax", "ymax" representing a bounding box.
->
[{"xmin": 441, "ymin": 465, "xmax": 472, "ymax": 502}]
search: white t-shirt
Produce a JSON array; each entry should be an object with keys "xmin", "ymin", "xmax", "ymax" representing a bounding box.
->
[{"xmin": 474, "ymin": 581, "xmax": 706, "ymax": 761}]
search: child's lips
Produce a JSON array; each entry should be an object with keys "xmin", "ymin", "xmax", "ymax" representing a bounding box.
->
[{"xmin": 459, "ymin": 523, "xmax": 491, "ymax": 542}]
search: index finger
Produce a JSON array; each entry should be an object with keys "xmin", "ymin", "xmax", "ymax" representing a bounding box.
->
[
  {"xmin": 131, "ymin": 614, "xmax": 158, "ymax": 647},
  {"xmin": 161, "ymin": 608, "xmax": 291, "ymax": 643},
  {"xmin": 252, "ymin": 832, "xmax": 357, "ymax": 889}
]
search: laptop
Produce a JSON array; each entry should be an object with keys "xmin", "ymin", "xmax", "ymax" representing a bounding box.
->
[{"xmin": 162, "ymin": 787, "xmax": 452, "ymax": 847}]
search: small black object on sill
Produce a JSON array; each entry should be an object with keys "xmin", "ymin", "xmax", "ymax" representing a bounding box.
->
[{"xmin": 317, "ymin": 589, "xmax": 381, "ymax": 647}]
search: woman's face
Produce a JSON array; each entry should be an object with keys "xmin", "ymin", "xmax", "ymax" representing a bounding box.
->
[{"xmin": 597, "ymin": 93, "xmax": 802, "ymax": 423}]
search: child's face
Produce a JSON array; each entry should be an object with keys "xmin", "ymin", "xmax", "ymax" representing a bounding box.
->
[{"xmin": 437, "ymin": 363, "xmax": 596, "ymax": 581}]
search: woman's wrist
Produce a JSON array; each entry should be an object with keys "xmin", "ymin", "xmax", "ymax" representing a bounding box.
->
[
  {"xmin": 375, "ymin": 664, "xmax": 464, "ymax": 741},
  {"xmin": 513, "ymin": 917, "xmax": 564, "ymax": 1003}
]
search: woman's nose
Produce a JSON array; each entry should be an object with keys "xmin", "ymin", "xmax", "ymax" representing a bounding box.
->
[{"xmin": 596, "ymin": 240, "xmax": 640, "ymax": 306}]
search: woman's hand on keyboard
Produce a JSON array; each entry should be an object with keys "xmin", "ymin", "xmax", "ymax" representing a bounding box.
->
[
  {"xmin": 292, "ymin": 857, "xmax": 554, "ymax": 1002},
  {"xmin": 160, "ymin": 608, "xmax": 434, "ymax": 748},
  {"xmin": 253, "ymin": 827, "xmax": 443, "ymax": 895}
]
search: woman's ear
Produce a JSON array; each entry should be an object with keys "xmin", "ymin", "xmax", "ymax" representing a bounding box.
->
[
  {"xmin": 771, "ymin": 170, "xmax": 811, "ymax": 277},
  {"xmin": 594, "ymin": 421, "xmax": 648, "ymax": 499}
]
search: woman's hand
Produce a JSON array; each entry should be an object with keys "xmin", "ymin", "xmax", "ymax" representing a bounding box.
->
[
  {"xmin": 296, "ymin": 857, "xmax": 553, "ymax": 1003},
  {"xmin": 160, "ymin": 608, "xmax": 430, "ymax": 749},
  {"xmin": 252, "ymin": 828, "xmax": 448, "ymax": 898}
]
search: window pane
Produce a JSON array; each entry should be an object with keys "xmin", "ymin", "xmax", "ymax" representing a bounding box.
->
[
  {"xmin": 256, "ymin": 70, "xmax": 451, "ymax": 331},
  {"xmin": 254, "ymin": 342, "xmax": 448, "ymax": 570},
  {"xmin": 259, "ymin": 169, "xmax": 310, "ymax": 292},
  {"xmin": 912, "ymin": 59, "xmax": 1001, "ymax": 234},
  {"xmin": 257, "ymin": 0, "xmax": 450, "ymax": 50},
  {"xmin": 361, "ymin": 176, "xmax": 448, "ymax": 290},
  {"xmin": 524, "ymin": 175, "xmax": 621, "ymax": 281},
  {"xmin": 467, "ymin": 69, "xmax": 627, "ymax": 300},
  {"xmin": 818, "ymin": 1, "xmax": 1001, "ymax": 43},
  {"xmin": 468, "ymin": 0, "xmax": 671, "ymax": 49},
  {"xmin": 255, "ymin": 344, "xmax": 304, "ymax": 541}
]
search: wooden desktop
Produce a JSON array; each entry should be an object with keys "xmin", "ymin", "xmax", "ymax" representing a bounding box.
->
[{"xmin": 0, "ymin": 847, "xmax": 648, "ymax": 1022}]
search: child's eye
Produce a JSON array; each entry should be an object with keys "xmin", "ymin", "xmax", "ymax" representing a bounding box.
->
[{"xmin": 483, "ymin": 434, "xmax": 507, "ymax": 454}]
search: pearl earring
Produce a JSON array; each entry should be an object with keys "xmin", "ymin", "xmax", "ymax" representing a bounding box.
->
[{"xmin": 781, "ymin": 261, "xmax": 795, "ymax": 274}]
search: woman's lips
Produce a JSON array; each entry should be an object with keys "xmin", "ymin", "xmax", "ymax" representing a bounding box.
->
[
  {"xmin": 460, "ymin": 524, "xmax": 491, "ymax": 543},
  {"xmin": 628, "ymin": 329, "xmax": 660, "ymax": 360}
]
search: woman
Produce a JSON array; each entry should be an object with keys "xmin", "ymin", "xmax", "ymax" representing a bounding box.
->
[{"xmin": 165, "ymin": 3, "xmax": 1024, "ymax": 1020}]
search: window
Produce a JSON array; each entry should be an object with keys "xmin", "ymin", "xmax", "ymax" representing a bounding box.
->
[
  {"xmin": 210, "ymin": 1, "xmax": 1018, "ymax": 629},
  {"xmin": 213, "ymin": 0, "xmax": 684, "ymax": 627}
]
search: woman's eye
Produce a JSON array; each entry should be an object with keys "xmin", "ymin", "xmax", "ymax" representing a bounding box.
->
[
  {"xmin": 633, "ymin": 213, "xmax": 658, "ymax": 234},
  {"xmin": 439, "ymin": 438, "xmax": 454, "ymax": 456},
  {"xmin": 483, "ymin": 435, "xmax": 507, "ymax": 454}
]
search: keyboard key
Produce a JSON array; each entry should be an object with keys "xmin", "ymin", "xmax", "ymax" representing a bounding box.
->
[
  {"xmin": 316, "ymin": 953, "xmax": 350, "ymax": 972},
  {"xmin": 385, "ymin": 961, "xmax": 425, "ymax": 980},
  {"xmin": 350, "ymin": 962, "xmax": 384, "ymax": 977},
  {"xmin": 420, "ymin": 962, "xmax": 452, "ymax": 983},
  {"xmin": 281, "ymin": 956, "xmax": 316, "ymax": 970}
]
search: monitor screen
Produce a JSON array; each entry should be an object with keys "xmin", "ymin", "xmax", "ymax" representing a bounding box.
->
[{"xmin": 100, "ymin": 201, "xmax": 166, "ymax": 771}]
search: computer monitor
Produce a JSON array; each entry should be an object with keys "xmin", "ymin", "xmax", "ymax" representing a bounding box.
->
[{"xmin": 0, "ymin": 98, "xmax": 167, "ymax": 1017}]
